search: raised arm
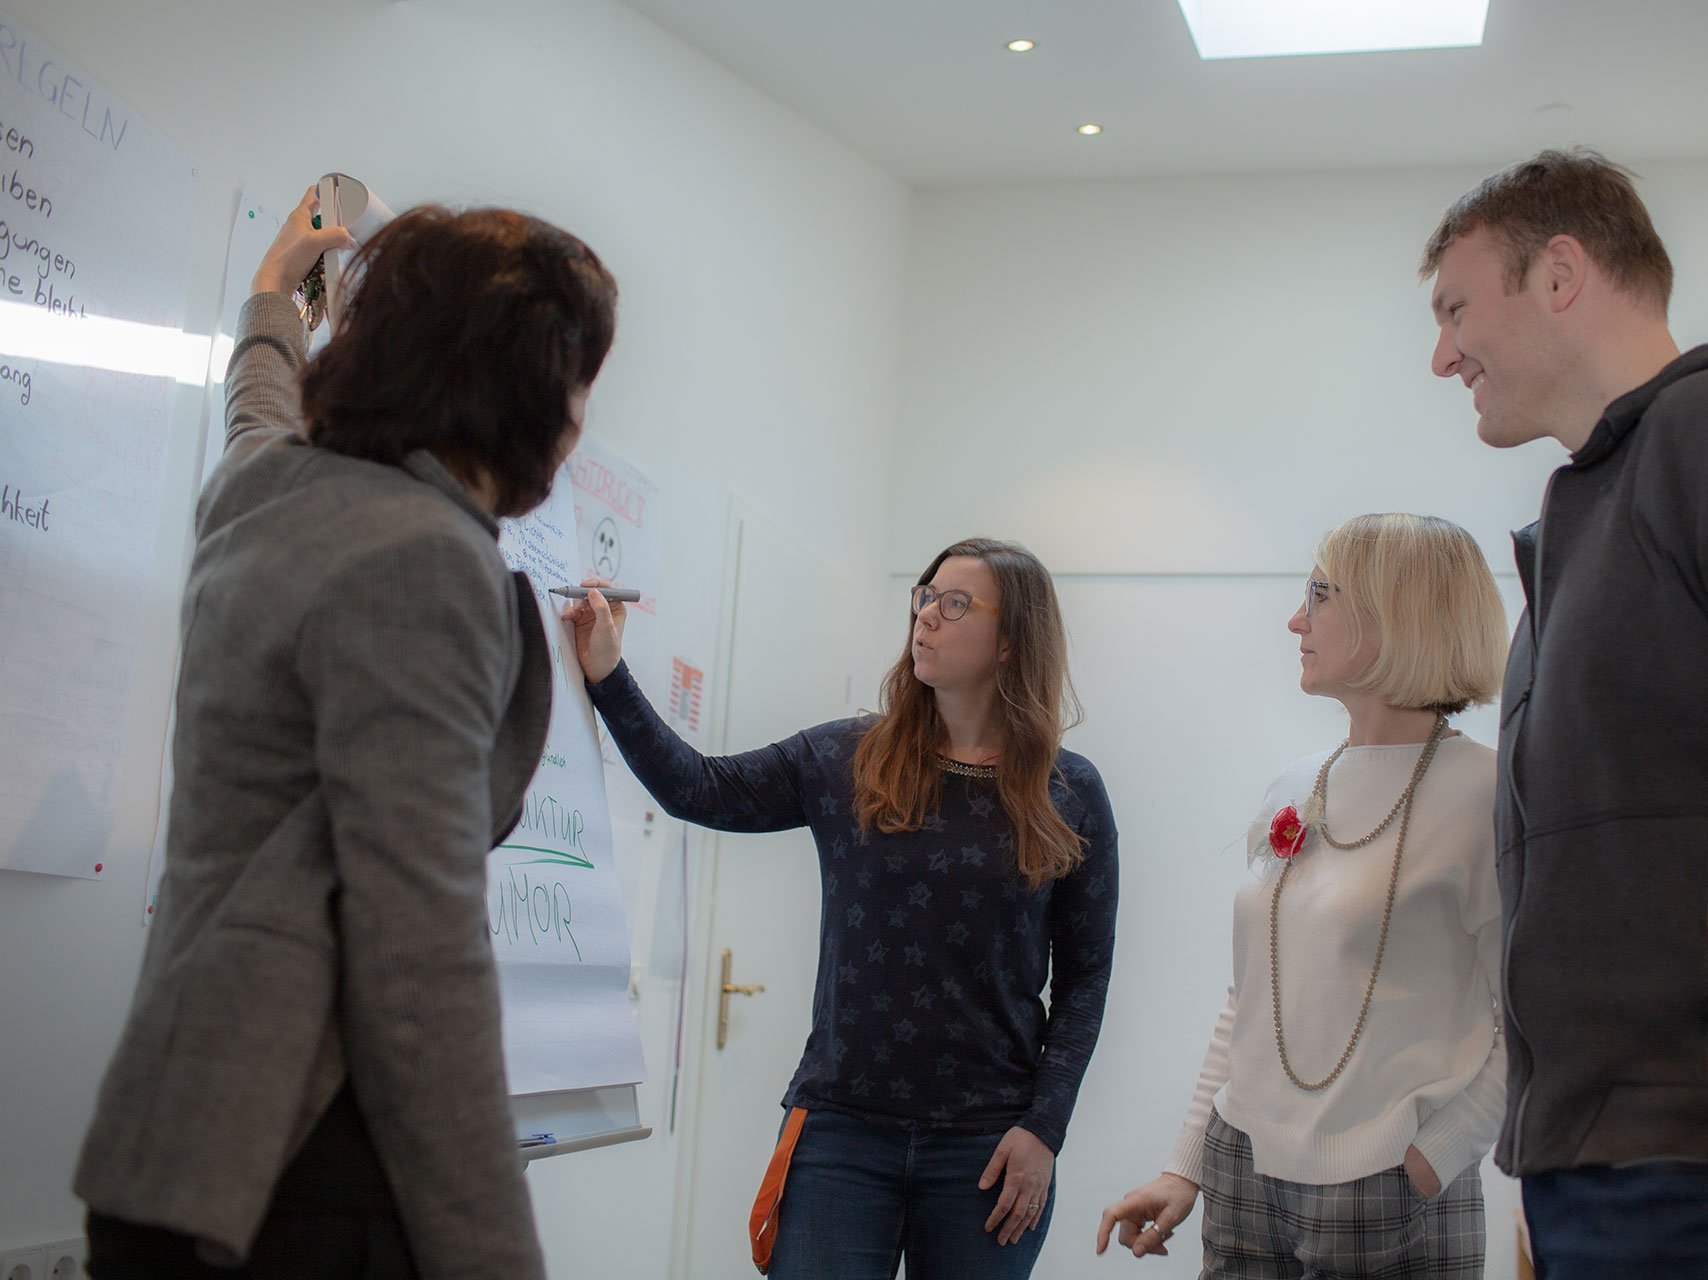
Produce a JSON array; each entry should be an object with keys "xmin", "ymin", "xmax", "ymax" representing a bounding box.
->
[
  {"xmin": 565, "ymin": 582, "xmax": 813, "ymax": 832},
  {"xmin": 587, "ymin": 660, "xmax": 812, "ymax": 832},
  {"xmin": 224, "ymin": 187, "xmax": 356, "ymax": 460}
]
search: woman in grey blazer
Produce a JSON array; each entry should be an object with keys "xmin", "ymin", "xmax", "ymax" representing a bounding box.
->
[{"xmin": 75, "ymin": 188, "xmax": 618, "ymax": 1280}]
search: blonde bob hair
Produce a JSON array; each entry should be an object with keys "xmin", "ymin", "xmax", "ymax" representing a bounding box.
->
[{"xmin": 1314, "ymin": 513, "xmax": 1507, "ymax": 715}]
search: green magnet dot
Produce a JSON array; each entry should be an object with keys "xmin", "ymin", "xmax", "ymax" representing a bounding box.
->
[
  {"xmin": 247, "ymin": 209, "xmax": 255, "ymax": 218},
  {"xmin": 311, "ymin": 214, "xmax": 322, "ymax": 230}
]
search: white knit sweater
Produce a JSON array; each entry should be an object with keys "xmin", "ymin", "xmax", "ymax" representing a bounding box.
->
[{"xmin": 1166, "ymin": 734, "xmax": 1506, "ymax": 1190}]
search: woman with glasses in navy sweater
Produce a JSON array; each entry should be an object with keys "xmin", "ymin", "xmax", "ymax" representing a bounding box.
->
[{"xmin": 565, "ymin": 537, "xmax": 1118, "ymax": 1280}]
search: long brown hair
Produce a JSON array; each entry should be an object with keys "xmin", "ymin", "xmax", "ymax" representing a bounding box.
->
[{"xmin": 852, "ymin": 538, "xmax": 1085, "ymax": 889}]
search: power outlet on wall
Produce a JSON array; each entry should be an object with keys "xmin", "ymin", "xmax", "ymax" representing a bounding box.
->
[
  {"xmin": 41, "ymin": 1239, "xmax": 86, "ymax": 1280},
  {"xmin": 0, "ymin": 1235, "xmax": 84, "ymax": 1280},
  {"xmin": 0, "ymin": 1246, "xmax": 49, "ymax": 1280}
]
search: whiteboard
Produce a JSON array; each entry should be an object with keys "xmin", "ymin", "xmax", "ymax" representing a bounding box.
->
[
  {"xmin": 513, "ymin": 1083, "xmax": 649, "ymax": 1163},
  {"xmin": 496, "ymin": 474, "xmax": 648, "ymax": 1096},
  {"xmin": 0, "ymin": 11, "xmax": 199, "ymax": 878}
]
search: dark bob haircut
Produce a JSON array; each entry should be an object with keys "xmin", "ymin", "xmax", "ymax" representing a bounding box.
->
[{"xmin": 301, "ymin": 206, "xmax": 618, "ymax": 518}]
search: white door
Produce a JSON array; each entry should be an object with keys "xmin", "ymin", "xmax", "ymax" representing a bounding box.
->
[{"xmin": 675, "ymin": 508, "xmax": 858, "ymax": 1280}]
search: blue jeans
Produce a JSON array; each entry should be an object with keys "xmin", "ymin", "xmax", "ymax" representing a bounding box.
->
[
  {"xmin": 769, "ymin": 1109, "xmax": 1055, "ymax": 1280},
  {"xmin": 1523, "ymin": 1162, "xmax": 1708, "ymax": 1280}
]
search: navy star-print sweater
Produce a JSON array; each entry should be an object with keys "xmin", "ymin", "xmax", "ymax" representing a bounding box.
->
[{"xmin": 588, "ymin": 661, "xmax": 1120, "ymax": 1153}]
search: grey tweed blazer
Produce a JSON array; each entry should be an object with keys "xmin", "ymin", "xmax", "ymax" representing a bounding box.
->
[{"xmin": 75, "ymin": 292, "xmax": 552, "ymax": 1278}]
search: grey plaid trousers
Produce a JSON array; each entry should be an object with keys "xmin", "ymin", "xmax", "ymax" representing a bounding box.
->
[{"xmin": 1197, "ymin": 1109, "xmax": 1485, "ymax": 1279}]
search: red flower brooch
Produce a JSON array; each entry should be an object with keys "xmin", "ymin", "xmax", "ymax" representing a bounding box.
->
[{"xmin": 1269, "ymin": 805, "xmax": 1307, "ymax": 859}]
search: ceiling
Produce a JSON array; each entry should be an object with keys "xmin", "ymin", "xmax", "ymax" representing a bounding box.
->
[{"xmin": 615, "ymin": 0, "xmax": 1708, "ymax": 186}]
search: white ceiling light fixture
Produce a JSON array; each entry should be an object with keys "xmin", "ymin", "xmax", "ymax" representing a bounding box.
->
[
  {"xmin": 1005, "ymin": 38, "xmax": 1035, "ymax": 52},
  {"xmin": 1078, "ymin": 123, "xmax": 1103, "ymax": 135},
  {"xmin": 1176, "ymin": 0, "xmax": 1490, "ymax": 60}
]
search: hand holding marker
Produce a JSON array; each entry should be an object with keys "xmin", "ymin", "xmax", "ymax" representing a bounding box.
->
[
  {"xmin": 549, "ymin": 585, "xmax": 641, "ymax": 602},
  {"xmin": 558, "ymin": 579, "xmax": 632, "ymax": 684}
]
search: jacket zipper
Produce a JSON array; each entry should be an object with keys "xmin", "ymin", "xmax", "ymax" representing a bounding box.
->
[{"xmin": 1503, "ymin": 466, "xmax": 1560, "ymax": 1169}]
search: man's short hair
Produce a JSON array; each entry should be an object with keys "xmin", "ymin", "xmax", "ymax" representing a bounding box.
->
[{"xmin": 1419, "ymin": 147, "xmax": 1673, "ymax": 314}]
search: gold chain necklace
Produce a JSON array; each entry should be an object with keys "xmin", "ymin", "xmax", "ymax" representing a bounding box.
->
[{"xmin": 1269, "ymin": 714, "xmax": 1448, "ymax": 1092}]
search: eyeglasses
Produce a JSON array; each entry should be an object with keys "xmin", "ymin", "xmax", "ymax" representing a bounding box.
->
[
  {"xmin": 1304, "ymin": 579, "xmax": 1336, "ymax": 618},
  {"xmin": 911, "ymin": 584, "xmax": 994, "ymax": 622}
]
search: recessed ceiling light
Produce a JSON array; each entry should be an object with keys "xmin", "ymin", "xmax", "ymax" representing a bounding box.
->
[
  {"xmin": 1176, "ymin": 0, "xmax": 1490, "ymax": 60},
  {"xmin": 1006, "ymin": 38, "xmax": 1035, "ymax": 53},
  {"xmin": 1078, "ymin": 123, "xmax": 1103, "ymax": 136}
]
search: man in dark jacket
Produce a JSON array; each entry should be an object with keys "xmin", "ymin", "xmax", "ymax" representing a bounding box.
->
[{"xmin": 1419, "ymin": 149, "xmax": 1707, "ymax": 1279}]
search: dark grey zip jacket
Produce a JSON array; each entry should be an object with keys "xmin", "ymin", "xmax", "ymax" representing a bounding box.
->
[{"xmin": 1494, "ymin": 344, "xmax": 1708, "ymax": 1176}]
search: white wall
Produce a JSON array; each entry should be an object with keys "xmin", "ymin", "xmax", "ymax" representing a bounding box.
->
[
  {"xmin": 892, "ymin": 163, "xmax": 1708, "ymax": 575},
  {"xmin": 889, "ymin": 161, "xmax": 1708, "ymax": 1280},
  {"xmin": 0, "ymin": 2, "xmax": 908, "ymax": 1275}
]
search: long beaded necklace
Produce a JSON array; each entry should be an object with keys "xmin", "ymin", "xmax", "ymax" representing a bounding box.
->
[{"xmin": 1269, "ymin": 714, "xmax": 1448, "ymax": 1092}]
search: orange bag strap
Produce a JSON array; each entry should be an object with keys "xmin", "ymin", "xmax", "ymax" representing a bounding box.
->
[{"xmin": 748, "ymin": 1107, "xmax": 809, "ymax": 1274}]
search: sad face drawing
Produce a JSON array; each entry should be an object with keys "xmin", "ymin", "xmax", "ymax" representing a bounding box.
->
[{"xmin": 592, "ymin": 517, "xmax": 622, "ymax": 578}]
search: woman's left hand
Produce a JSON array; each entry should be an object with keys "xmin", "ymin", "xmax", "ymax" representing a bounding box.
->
[
  {"xmin": 980, "ymin": 1126, "xmax": 1055, "ymax": 1246},
  {"xmin": 252, "ymin": 185, "xmax": 357, "ymax": 297},
  {"xmin": 1403, "ymin": 1145, "xmax": 1441, "ymax": 1198}
]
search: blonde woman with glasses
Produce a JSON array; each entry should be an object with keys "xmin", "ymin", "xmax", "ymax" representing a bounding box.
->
[{"xmin": 1098, "ymin": 513, "xmax": 1509, "ymax": 1278}]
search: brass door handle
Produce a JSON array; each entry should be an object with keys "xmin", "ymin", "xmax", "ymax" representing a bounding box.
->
[{"xmin": 717, "ymin": 947, "xmax": 766, "ymax": 1049}]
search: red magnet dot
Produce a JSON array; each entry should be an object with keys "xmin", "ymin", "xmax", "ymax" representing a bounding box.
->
[
  {"xmin": 147, "ymin": 904, "xmax": 155, "ymax": 914},
  {"xmin": 94, "ymin": 862, "xmax": 104, "ymax": 873}
]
